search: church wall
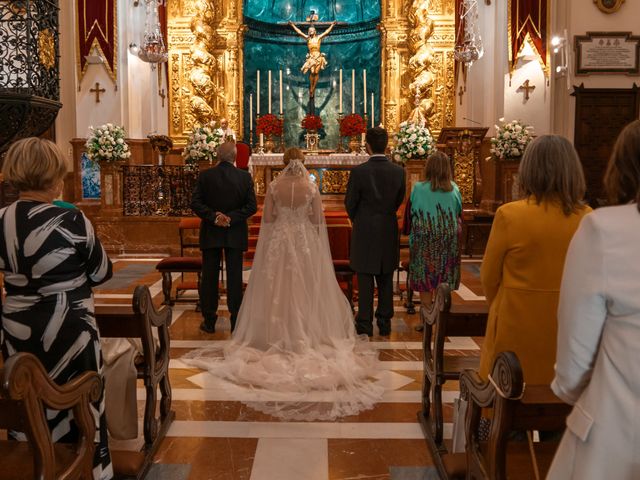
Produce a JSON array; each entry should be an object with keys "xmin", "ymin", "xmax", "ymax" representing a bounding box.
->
[{"xmin": 558, "ymin": 0, "xmax": 640, "ymax": 139}]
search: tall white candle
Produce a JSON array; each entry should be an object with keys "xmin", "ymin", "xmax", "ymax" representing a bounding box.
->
[
  {"xmin": 256, "ymin": 71, "xmax": 260, "ymax": 115},
  {"xmin": 363, "ymin": 70, "xmax": 367, "ymax": 114},
  {"xmin": 351, "ymin": 69, "xmax": 355, "ymax": 114},
  {"xmin": 260, "ymin": 133, "xmax": 264, "ymax": 146},
  {"xmin": 371, "ymin": 93, "xmax": 374, "ymax": 127},
  {"xmin": 249, "ymin": 93, "xmax": 253, "ymax": 131},
  {"xmin": 268, "ymin": 70, "xmax": 272, "ymax": 114},
  {"xmin": 279, "ymin": 70, "xmax": 283, "ymax": 115},
  {"xmin": 339, "ymin": 69, "xmax": 343, "ymax": 113}
]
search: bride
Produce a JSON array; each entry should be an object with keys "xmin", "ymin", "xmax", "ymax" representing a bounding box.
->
[{"xmin": 184, "ymin": 148, "xmax": 383, "ymax": 420}]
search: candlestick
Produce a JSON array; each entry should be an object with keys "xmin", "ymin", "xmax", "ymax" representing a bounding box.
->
[
  {"xmin": 260, "ymin": 133, "xmax": 264, "ymax": 146},
  {"xmin": 371, "ymin": 93, "xmax": 374, "ymax": 128},
  {"xmin": 268, "ymin": 70, "xmax": 272, "ymax": 114},
  {"xmin": 363, "ymin": 70, "xmax": 367, "ymax": 114},
  {"xmin": 257, "ymin": 71, "xmax": 260, "ymax": 115},
  {"xmin": 351, "ymin": 69, "xmax": 355, "ymax": 114},
  {"xmin": 249, "ymin": 94, "xmax": 253, "ymax": 131},
  {"xmin": 279, "ymin": 70, "xmax": 283, "ymax": 115},
  {"xmin": 339, "ymin": 69, "xmax": 343, "ymax": 113}
]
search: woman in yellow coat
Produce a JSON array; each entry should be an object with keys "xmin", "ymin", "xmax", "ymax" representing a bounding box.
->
[{"xmin": 479, "ymin": 135, "xmax": 591, "ymax": 384}]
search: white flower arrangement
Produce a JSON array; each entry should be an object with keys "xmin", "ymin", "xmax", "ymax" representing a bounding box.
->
[
  {"xmin": 392, "ymin": 121, "xmax": 434, "ymax": 164},
  {"xmin": 85, "ymin": 123, "xmax": 131, "ymax": 162},
  {"xmin": 490, "ymin": 118, "xmax": 534, "ymax": 160},
  {"xmin": 182, "ymin": 123, "xmax": 224, "ymax": 166}
]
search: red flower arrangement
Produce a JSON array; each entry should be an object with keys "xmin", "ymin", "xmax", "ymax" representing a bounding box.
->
[
  {"xmin": 340, "ymin": 114, "xmax": 366, "ymax": 137},
  {"xmin": 301, "ymin": 114, "xmax": 323, "ymax": 131},
  {"xmin": 256, "ymin": 114, "xmax": 284, "ymax": 136}
]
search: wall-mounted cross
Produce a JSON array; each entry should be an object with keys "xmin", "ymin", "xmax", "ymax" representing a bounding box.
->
[
  {"xmin": 458, "ymin": 85, "xmax": 465, "ymax": 105},
  {"xmin": 159, "ymin": 88, "xmax": 166, "ymax": 108},
  {"xmin": 518, "ymin": 79, "xmax": 536, "ymax": 101},
  {"xmin": 90, "ymin": 82, "xmax": 106, "ymax": 103}
]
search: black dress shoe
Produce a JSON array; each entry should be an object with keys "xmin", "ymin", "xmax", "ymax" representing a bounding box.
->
[{"xmin": 199, "ymin": 321, "xmax": 215, "ymax": 334}]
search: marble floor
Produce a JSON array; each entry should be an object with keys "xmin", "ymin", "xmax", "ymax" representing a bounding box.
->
[{"xmin": 99, "ymin": 258, "xmax": 486, "ymax": 480}]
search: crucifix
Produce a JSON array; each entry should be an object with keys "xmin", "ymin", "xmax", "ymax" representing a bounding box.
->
[
  {"xmin": 159, "ymin": 88, "xmax": 166, "ymax": 108},
  {"xmin": 518, "ymin": 79, "xmax": 536, "ymax": 101},
  {"xmin": 458, "ymin": 85, "xmax": 465, "ymax": 105},
  {"xmin": 90, "ymin": 82, "xmax": 106, "ymax": 103}
]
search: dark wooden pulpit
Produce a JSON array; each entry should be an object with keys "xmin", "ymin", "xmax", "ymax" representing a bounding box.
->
[{"xmin": 437, "ymin": 127, "xmax": 488, "ymax": 206}]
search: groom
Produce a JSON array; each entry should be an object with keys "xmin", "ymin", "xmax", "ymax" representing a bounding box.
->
[
  {"xmin": 191, "ymin": 141, "xmax": 257, "ymax": 333},
  {"xmin": 345, "ymin": 127, "xmax": 405, "ymax": 337}
]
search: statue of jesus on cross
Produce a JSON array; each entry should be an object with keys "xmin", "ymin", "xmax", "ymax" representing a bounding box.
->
[{"xmin": 289, "ymin": 17, "xmax": 337, "ymax": 100}]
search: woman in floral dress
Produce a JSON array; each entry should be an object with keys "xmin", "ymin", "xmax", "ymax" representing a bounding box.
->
[{"xmin": 405, "ymin": 151, "xmax": 462, "ymax": 307}]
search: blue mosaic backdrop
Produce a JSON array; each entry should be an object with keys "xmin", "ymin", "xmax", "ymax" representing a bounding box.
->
[
  {"xmin": 81, "ymin": 153, "xmax": 100, "ymax": 199},
  {"xmin": 243, "ymin": 1, "xmax": 381, "ymax": 149},
  {"xmin": 244, "ymin": 0, "xmax": 380, "ymax": 23}
]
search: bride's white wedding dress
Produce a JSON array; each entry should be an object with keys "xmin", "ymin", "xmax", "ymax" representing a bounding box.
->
[{"xmin": 183, "ymin": 160, "xmax": 383, "ymax": 420}]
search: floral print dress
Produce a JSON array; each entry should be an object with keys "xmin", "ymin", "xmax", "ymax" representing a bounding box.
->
[{"xmin": 406, "ymin": 181, "xmax": 462, "ymax": 292}]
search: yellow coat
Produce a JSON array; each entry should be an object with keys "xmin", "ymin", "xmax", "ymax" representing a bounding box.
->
[{"xmin": 479, "ymin": 198, "xmax": 591, "ymax": 385}]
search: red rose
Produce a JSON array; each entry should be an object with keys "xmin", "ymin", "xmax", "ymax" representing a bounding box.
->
[
  {"xmin": 339, "ymin": 114, "xmax": 366, "ymax": 137},
  {"xmin": 256, "ymin": 114, "xmax": 284, "ymax": 136},
  {"xmin": 301, "ymin": 114, "xmax": 323, "ymax": 131}
]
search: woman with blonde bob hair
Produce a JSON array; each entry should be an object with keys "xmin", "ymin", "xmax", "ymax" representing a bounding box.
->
[
  {"xmin": 0, "ymin": 138, "xmax": 114, "ymax": 479},
  {"xmin": 548, "ymin": 120, "xmax": 640, "ymax": 479},
  {"xmin": 479, "ymin": 135, "xmax": 591, "ymax": 385}
]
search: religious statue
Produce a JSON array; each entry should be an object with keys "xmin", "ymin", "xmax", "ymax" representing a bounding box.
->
[{"xmin": 289, "ymin": 20, "xmax": 337, "ymax": 99}]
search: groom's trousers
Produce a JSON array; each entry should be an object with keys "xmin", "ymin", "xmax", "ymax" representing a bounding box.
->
[
  {"xmin": 200, "ymin": 247, "xmax": 244, "ymax": 330},
  {"xmin": 355, "ymin": 272, "xmax": 394, "ymax": 336}
]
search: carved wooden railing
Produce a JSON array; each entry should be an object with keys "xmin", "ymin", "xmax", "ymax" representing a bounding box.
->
[{"xmin": 122, "ymin": 165, "xmax": 198, "ymax": 216}]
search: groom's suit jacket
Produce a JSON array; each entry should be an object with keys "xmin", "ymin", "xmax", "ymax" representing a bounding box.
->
[
  {"xmin": 345, "ymin": 154, "xmax": 406, "ymax": 274},
  {"xmin": 191, "ymin": 161, "xmax": 257, "ymax": 251}
]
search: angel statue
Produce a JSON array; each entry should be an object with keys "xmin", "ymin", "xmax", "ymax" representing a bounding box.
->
[{"xmin": 289, "ymin": 19, "xmax": 337, "ymax": 99}]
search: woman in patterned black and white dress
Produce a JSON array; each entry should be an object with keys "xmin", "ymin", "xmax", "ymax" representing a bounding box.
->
[{"xmin": 0, "ymin": 138, "xmax": 113, "ymax": 480}]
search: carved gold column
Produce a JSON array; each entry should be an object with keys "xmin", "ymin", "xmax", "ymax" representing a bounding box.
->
[
  {"xmin": 380, "ymin": 0, "xmax": 455, "ymax": 139},
  {"xmin": 167, "ymin": 0, "xmax": 245, "ymax": 144}
]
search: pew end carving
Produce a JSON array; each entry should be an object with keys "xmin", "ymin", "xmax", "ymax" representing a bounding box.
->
[{"xmin": 0, "ymin": 352, "xmax": 101, "ymax": 480}]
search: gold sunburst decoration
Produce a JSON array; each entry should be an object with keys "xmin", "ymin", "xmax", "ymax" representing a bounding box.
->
[{"xmin": 38, "ymin": 28, "xmax": 56, "ymax": 70}]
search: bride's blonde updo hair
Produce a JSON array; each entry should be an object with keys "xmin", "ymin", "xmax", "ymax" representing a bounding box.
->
[{"xmin": 283, "ymin": 147, "xmax": 305, "ymax": 166}]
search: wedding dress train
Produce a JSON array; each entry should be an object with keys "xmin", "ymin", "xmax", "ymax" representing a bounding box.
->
[{"xmin": 183, "ymin": 160, "xmax": 383, "ymax": 420}]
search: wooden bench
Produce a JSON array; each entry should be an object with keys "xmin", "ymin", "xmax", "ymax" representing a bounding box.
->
[
  {"xmin": 418, "ymin": 283, "xmax": 489, "ymax": 454},
  {"xmin": 155, "ymin": 217, "xmax": 202, "ymax": 305},
  {"xmin": 439, "ymin": 351, "xmax": 571, "ymax": 480},
  {"xmin": 95, "ymin": 285, "xmax": 174, "ymax": 480},
  {"xmin": 0, "ymin": 352, "xmax": 101, "ymax": 480}
]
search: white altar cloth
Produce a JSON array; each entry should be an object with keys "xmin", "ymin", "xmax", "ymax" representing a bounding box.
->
[{"xmin": 248, "ymin": 153, "xmax": 369, "ymax": 172}]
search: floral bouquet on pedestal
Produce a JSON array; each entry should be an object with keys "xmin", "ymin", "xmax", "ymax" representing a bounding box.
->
[
  {"xmin": 339, "ymin": 114, "xmax": 366, "ymax": 137},
  {"xmin": 392, "ymin": 121, "xmax": 434, "ymax": 163},
  {"xmin": 256, "ymin": 114, "xmax": 284, "ymax": 137},
  {"xmin": 182, "ymin": 125, "xmax": 224, "ymax": 168},
  {"xmin": 85, "ymin": 124, "xmax": 131, "ymax": 163},
  {"xmin": 491, "ymin": 118, "xmax": 534, "ymax": 160},
  {"xmin": 301, "ymin": 114, "xmax": 323, "ymax": 132}
]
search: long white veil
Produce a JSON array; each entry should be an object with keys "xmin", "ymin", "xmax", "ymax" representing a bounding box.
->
[{"xmin": 183, "ymin": 159, "xmax": 383, "ymax": 421}]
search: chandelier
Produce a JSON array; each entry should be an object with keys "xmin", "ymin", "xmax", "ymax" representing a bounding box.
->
[
  {"xmin": 0, "ymin": 0, "xmax": 61, "ymax": 152},
  {"xmin": 137, "ymin": 0, "xmax": 168, "ymax": 66},
  {"xmin": 454, "ymin": 0, "xmax": 484, "ymax": 67}
]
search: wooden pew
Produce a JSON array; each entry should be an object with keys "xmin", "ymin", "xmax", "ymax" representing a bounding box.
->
[
  {"xmin": 95, "ymin": 285, "xmax": 174, "ymax": 480},
  {"xmin": 439, "ymin": 351, "xmax": 571, "ymax": 480},
  {"xmin": 0, "ymin": 352, "xmax": 101, "ymax": 480},
  {"xmin": 418, "ymin": 283, "xmax": 489, "ymax": 454}
]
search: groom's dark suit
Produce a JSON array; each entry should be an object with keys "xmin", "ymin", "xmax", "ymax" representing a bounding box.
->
[
  {"xmin": 345, "ymin": 154, "xmax": 405, "ymax": 336},
  {"xmin": 191, "ymin": 160, "xmax": 257, "ymax": 331}
]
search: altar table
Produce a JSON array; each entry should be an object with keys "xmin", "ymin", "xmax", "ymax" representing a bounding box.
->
[{"xmin": 249, "ymin": 153, "xmax": 369, "ymax": 198}]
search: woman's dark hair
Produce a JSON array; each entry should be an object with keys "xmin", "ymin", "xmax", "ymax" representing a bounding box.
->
[
  {"xmin": 365, "ymin": 127, "xmax": 388, "ymax": 154},
  {"xmin": 425, "ymin": 151, "xmax": 453, "ymax": 192},
  {"xmin": 604, "ymin": 119, "xmax": 640, "ymax": 211},
  {"xmin": 518, "ymin": 135, "xmax": 586, "ymax": 215}
]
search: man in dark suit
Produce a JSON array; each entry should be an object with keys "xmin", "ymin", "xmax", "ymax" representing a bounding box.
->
[
  {"xmin": 191, "ymin": 142, "xmax": 257, "ymax": 333},
  {"xmin": 345, "ymin": 127, "xmax": 405, "ymax": 336}
]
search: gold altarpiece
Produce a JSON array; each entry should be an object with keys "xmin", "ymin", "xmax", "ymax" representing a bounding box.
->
[{"xmin": 167, "ymin": 0, "xmax": 456, "ymax": 144}]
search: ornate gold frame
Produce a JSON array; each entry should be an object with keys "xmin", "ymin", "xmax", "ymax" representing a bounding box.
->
[
  {"xmin": 167, "ymin": 0, "xmax": 455, "ymax": 144},
  {"xmin": 594, "ymin": 0, "xmax": 625, "ymax": 14}
]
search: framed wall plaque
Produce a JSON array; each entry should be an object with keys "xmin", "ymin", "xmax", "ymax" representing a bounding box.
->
[{"xmin": 575, "ymin": 32, "xmax": 640, "ymax": 75}]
